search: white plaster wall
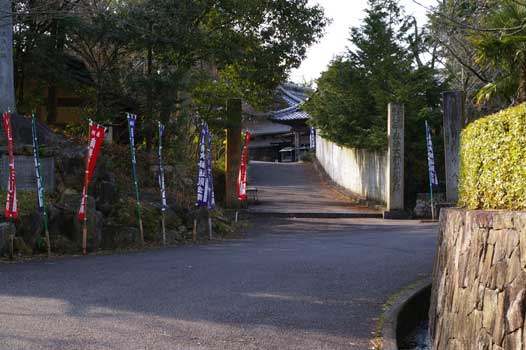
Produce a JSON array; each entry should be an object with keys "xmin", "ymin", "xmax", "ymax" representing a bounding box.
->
[{"xmin": 316, "ymin": 134, "xmax": 387, "ymax": 204}]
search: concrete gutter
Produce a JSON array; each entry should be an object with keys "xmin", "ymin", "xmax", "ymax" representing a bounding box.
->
[{"xmin": 382, "ymin": 279, "xmax": 432, "ymax": 350}]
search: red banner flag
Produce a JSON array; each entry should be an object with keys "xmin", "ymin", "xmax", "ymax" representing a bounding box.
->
[
  {"xmin": 78, "ymin": 122, "xmax": 106, "ymax": 221},
  {"xmin": 237, "ymin": 131, "xmax": 251, "ymax": 201},
  {"xmin": 3, "ymin": 112, "xmax": 18, "ymax": 219}
]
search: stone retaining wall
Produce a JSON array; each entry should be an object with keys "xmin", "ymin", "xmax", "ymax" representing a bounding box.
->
[{"xmin": 430, "ymin": 208, "xmax": 526, "ymax": 349}]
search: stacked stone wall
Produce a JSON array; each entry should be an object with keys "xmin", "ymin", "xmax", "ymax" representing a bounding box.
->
[{"xmin": 430, "ymin": 208, "xmax": 526, "ymax": 349}]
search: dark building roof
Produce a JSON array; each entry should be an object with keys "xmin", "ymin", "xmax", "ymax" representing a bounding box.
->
[
  {"xmin": 270, "ymin": 84, "xmax": 312, "ymax": 122},
  {"xmin": 243, "ymin": 83, "xmax": 312, "ymax": 138}
]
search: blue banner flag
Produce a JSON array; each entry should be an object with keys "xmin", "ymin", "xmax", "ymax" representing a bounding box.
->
[
  {"xmin": 425, "ymin": 120, "xmax": 439, "ymax": 186},
  {"xmin": 206, "ymin": 127, "xmax": 215, "ymax": 210},
  {"xmin": 31, "ymin": 116, "xmax": 45, "ymax": 212},
  {"xmin": 158, "ymin": 122, "xmax": 167, "ymax": 212},
  {"xmin": 310, "ymin": 127, "xmax": 316, "ymax": 149},
  {"xmin": 196, "ymin": 123, "xmax": 209, "ymax": 207},
  {"xmin": 127, "ymin": 114, "xmax": 142, "ymax": 211}
]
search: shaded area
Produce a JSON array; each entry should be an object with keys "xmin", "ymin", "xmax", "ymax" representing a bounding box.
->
[
  {"xmin": 397, "ymin": 285, "xmax": 431, "ymax": 350},
  {"xmin": 0, "ymin": 218, "xmax": 435, "ymax": 350},
  {"xmin": 248, "ymin": 161, "xmax": 380, "ymax": 216}
]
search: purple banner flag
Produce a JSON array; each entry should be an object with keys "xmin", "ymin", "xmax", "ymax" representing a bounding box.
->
[
  {"xmin": 196, "ymin": 123, "xmax": 209, "ymax": 207},
  {"xmin": 32, "ymin": 116, "xmax": 45, "ymax": 212},
  {"xmin": 310, "ymin": 127, "xmax": 316, "ymax": 149},
  {"xmin": 425, "ymin": 120, "xmax": 439, "ymax": 186},
  {"xmin": 206, "ymin": 127, "xmax": 215, "ymax": 210},
  {"xmin": 158, "ymin": 122, "xmax": 167, "ymax": 212}
]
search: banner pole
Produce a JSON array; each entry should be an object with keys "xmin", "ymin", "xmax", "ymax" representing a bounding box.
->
[
  {"xmin": 161, "ymin": 211, "xmax": 166, "ymax": 246},
  {"xmin": 43, "ymin": 212, "xmax": 51, "ymax": 257},
  {"xmin": 32, "ymin": 115, "xmax": 51, "ymax": 257},
  {"xmin": 429, "ymin": 179, "xmax": 435, "ymax": 221},
  {"xmin": 192, "ymin": 219, "xmax": 197, "ymax": 242},
  {"xmin": 127, "ymin": 114, "xmax": 144, "ymax": 246},
  {"xmin": 82, "ymin": 145, "xmax": 90, "ymax": 256},
  {"xmin": 8, "ymin": 219, "xmax": 14, "ymax": 260},
  {"xmin": 208, "ymin": 213, "xmax": 212, "ymax": 240},
  {"xmin": 158, "ymin": 122, "xmax": 167, "ymax": 246}
]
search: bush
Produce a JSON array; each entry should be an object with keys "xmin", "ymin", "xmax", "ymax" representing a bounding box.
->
[
  {"xmin": 300, "ymin": 151, "xmax": 313, "ymax": 162},
  {"xmin": 459, "ymin": 103, "xmax": 526, "ymax": 210}
]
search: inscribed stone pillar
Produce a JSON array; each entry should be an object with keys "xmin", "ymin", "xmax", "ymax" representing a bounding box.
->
[
  {"xmin": 443, "ymin": 91, "xmax": 465, "ymax": 204},
  {"xmin": 293, "ymin": 131, "xmax": 300, "ymax": 161},
  {"xmin": 384, "ymin": 103, "xmax": 405, "ymax": 219},
  {"xmin": 225, "ymin": 99, "xmax": 242, "ymax": 208},
  {"xmin": 0, "ymin": 0, "xmax": 15, "ymax": 113}
]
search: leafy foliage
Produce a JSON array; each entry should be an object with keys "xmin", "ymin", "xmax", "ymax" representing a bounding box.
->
[
  {"xmin": 429, "ymin": 0, "xmax": 526, "ymax": 113},
  {"xmin": 459, "ymin": 103, "xmax": 526, "ymax": 210},
  {"xmin": 303, "ymin": 0, "xmax": 448, "ymax": 204},
  {"xmin": 470, "ymin": 1, "xmax": 526, "ymax": 105},
  {"xmin": 14, "ymin": 0, "xmax": 327, "ymax": 129}
]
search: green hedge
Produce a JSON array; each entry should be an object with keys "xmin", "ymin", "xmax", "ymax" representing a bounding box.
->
[{"xmin": 459, "ymin": 104, "xmax": 526, "ymax": 210}]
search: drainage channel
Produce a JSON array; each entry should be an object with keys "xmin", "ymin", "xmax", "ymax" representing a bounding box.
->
[
  {"xmin": 395, "ymin": 284, "xmax": 431, "ymax": 350},
  {"xmin": 398, "ymin": 320, "xmax": 430, "ymax": 350}
]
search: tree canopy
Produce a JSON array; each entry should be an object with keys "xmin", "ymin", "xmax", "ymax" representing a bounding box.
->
[
  {"xmin": 304, "ymin": 0, "xmax": 446, "ymax": 150},
  {"xmin": 303, "ymin": 0, "xmax": 447, "ymax": 203},
  {"xmin": 13, "ymin": 0, "xmax": 328, "ymax": 127},
  {"xmin": 429, "ymin": 0, "xmax": 526, "ymax": 112}
]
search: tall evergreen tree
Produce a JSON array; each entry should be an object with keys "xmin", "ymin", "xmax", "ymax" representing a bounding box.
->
[{"xmin": 304, "ymin": 0, "xmax": 448, "ymax": 205}]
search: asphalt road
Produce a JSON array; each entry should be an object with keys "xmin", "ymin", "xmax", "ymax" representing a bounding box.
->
[
  {"xmin": 0, "ymin": 217, "xmax": 436, "ymax": 350},
  {"xmin": 247, "ymin": 161, "xmax": 380, "ymax": 216}
]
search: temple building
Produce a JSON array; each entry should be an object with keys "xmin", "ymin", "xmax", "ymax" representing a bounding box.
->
[{"xmin": 243, "ymin": 83, "xmax": 312, "ymax": 162}]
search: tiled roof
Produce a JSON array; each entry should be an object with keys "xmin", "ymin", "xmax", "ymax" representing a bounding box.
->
[
  {"xmin": 244, "ymin": 117, "xmax": 292, "ymax": 136},
  {"xmin": 270, "ymin": 84, "xmax": 311, "ymax": 122}
]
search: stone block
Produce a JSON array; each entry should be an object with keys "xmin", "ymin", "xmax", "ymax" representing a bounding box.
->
[
  {"xmin": 506, "ymin": 329, "xmax": 522, "ymax": 350},
  {"xmin": 493, "ymin": 212, "xmax": 515, "ymax": 230},
  {"xmin": 506, "ymin": 289, "xmax": 526, "ymax": 333},
  {"xmin": 507, "ymin": 248, "xmax": 522, "ymax": 285},
  {"xmin": 483, "ymin": 288, "xmax": 498, "ymax": 330},
  {"xmin": 520, "ymin": 228, "xmax": 526, "ymax": 268},
  {"xmin": 430, "ymin": 210, "xmax": 526, "ymax": 350}
]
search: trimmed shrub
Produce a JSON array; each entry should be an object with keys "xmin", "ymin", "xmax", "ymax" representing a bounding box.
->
[{"xmin": 459, "ymin": 103, "xmax": 526, "ymax": 210}]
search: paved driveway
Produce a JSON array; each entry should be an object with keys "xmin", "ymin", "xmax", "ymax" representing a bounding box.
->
[
  {"xmin": 247, "ymin": 161, "xmax": 380, "ymax": 217},
  {"xmin": 0, "ymin": 218, "xmax": 435, "ymax": 350}
]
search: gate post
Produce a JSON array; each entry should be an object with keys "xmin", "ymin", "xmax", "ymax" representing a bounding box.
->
[
  {"xmin": 443, "ymin": 91, "xmax": 465, "ymax": 205},
  {"xmin": 0, "ymin": 0, "xmax": 15, "ymax": 113},
  {"xmin": 383, "ymin": 103, "xmax": 405, "ymax": 219},
  {"xmin": 225, "ymin": 99, "xmax": 242, "ymax": 208}
]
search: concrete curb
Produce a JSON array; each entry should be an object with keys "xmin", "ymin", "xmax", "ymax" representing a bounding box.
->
[
  {"xmin": 382, "ymin": 279, "xmax": 432, "ymax": 350},
  {"xmin": 246, "ymin": 211, "xmax": 383, "ymax": 219}
]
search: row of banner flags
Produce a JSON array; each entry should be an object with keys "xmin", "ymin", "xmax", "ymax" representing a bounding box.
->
[{"xmin": 1, "ymin": 113, "xmax": 440, "ymax": 253}]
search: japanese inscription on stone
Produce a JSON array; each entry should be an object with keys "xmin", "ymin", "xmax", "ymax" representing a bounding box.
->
[{"xmin": 387, "ymin": 103, "xmax": 404, "ymax": 211}]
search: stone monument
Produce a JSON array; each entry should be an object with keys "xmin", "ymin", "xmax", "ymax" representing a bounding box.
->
[
  {"xmin": 383, "ymin": 103, "xmax": 405, "ymax": 219},
  {"xmin": 443, "ymin": 91, "xmax": 466, "ymax": 204},
  {"xmin": 0, "ymin": 0, "xmax": 15, "ymax": 113}
]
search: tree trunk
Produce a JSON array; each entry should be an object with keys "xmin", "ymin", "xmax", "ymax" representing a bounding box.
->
[
  {"xmin": 47, "ymin": 85, "xmax": 58, "ymax": 124},
  {"xmin": 519, "ymin": 62, "xmax": 526, "ymax": 104}
]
